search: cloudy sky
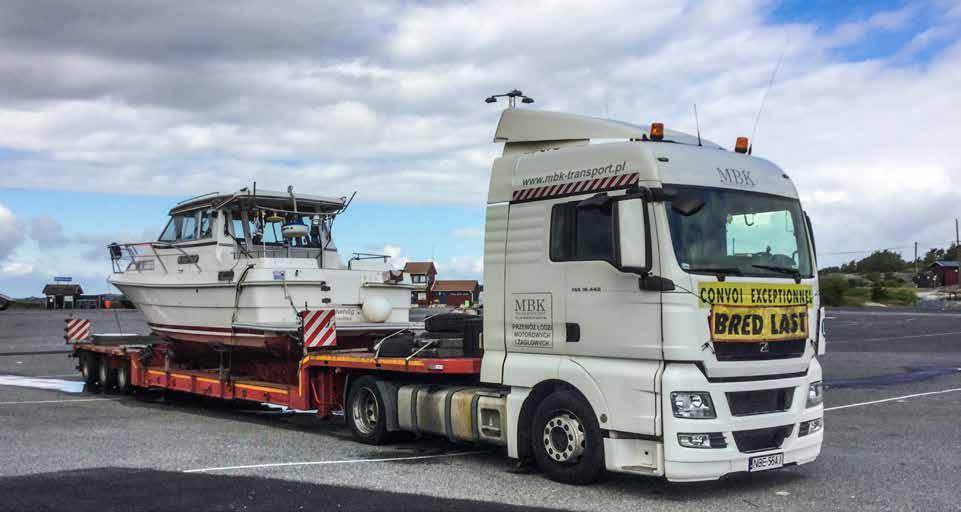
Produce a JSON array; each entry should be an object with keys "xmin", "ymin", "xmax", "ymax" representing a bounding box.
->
[{"xmin": 1, "ymin": 0, "xmax": 960, "ymax": 297}]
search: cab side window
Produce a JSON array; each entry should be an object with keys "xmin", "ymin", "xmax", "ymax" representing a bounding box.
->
[{"xmin": 550, "ymin": 201, "xmax": 615, "ymax": 263}]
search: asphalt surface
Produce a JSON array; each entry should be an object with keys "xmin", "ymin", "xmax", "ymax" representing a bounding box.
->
[{"xmin": 0, "ymin": 307, "xmax": 959, "ymax": 511}]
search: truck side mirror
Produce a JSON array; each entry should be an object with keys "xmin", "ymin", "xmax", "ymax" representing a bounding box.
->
[{"xmin": 615, "ymin": 198, "xmax": 651, "ymax": 274}]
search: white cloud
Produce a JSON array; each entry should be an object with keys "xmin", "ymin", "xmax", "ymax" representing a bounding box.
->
[
  {"xmin": 378, "ymin": 244, "xmax": 408, "ymax": 270},
  {"xmin": 0, "ymin": 0, "xmax": 958, "ymax": 270},
  {"xmin": 450, "ymin": 227, "xmax": 484, "ymax": 238},
  {"xmin": 0, "ymin": 261, "xmax": 33, "ymax": 275},
  {"xmin": 437, "ymin": 256, "xmax": 484, "ymax": 280},
  {"xmin": 0, "ymin": 203, "xmax": 24, "ymax": 260},
  {"xmin": 28, "ymin": 215, "xmax": 69, "ymax": 249}
]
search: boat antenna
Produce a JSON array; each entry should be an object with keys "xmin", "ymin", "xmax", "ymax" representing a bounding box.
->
[
  {"xmin": 287, "ymin": 185, "xmax": 298, "ymax": 214},
  {"xmin": 749, "ymin": 38, "xmax": 788, "ymax": 155},
  {"xmin": 337, "ymin": 191, "xmax": 357, "ymax": 216},
  {"xmin": 693, "ymin": 103, "xmax": 702, "ymax": 147}
]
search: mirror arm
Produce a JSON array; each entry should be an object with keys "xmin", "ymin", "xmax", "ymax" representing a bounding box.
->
[{"xmin": 621, "ymin": 185, "xmax": 673, "ymax": 203}]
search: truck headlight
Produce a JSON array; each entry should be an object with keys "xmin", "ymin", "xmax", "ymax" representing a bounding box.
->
[
  {"xmin": 806, "ymin": 381, "xmax": 823, "ymax": 408},
  {"xmin": 671, "ymin": 392, "xmax": 716, "ymax": 419}
]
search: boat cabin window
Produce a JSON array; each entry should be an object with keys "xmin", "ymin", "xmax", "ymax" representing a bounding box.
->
[
  {"xmin": 158, "ymin": 210, "xmax": 209, "ymax": 242},
  {"xmin": 199, "ymin": 211, "xmax": 212, "ymax": 239}
]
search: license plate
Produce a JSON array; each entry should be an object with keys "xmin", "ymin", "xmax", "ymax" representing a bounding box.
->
[{"xmin": 748, "ymin": 453, "xmax": 784, "ymax": 472}]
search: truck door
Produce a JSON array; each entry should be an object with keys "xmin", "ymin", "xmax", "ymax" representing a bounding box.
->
[{"xmin": 550, "ymin": 197, "xmax": 663, "ymax": 434}]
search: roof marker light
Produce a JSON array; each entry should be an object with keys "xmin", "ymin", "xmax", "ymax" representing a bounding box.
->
[
  {"xmin": 650, "ymin": 123, "xmax": 664, "ymax": 141},
  {"xmin": 735, "ymin": 137, "xmax": 749, "ymax": 154}
]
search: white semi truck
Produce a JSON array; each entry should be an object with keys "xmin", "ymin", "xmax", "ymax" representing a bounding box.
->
[{"xmin": 74, "ymin": 105, "xmax": 824, "ymax": 486}]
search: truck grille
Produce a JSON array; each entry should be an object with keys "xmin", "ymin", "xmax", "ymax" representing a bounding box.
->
[
  {"xmin": 727, "ymin": 388, "xmax": 795, "ymax": 416},
  {"xmin": 732, "ymin": 425, "xmax": 793, "ymax": 453},
  {"xmin": 713, "ymin": 339, "xmax": 805, "ymax": 361}
]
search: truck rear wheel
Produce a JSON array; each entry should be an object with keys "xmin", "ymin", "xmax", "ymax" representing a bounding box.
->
[
  {"xmin": 98, "ymin": 357, "xmax": 117, "ymax": 390},
  {"xmin": 115, "ymin": 361, "xmax": 131, "ymax": 393},
  {"xmin": 346, "ymin": 376, "xmax": 390, "ymax": 445},
  {"xmin": 80, "ymin": 353, "xmax": 99, "ymax": 386},
  {"xmin": 531, "ymin": 389, "xmax": 605, "ymax": 485}
]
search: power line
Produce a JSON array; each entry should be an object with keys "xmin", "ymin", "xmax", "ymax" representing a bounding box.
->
[{"xmin": 819, "ymin": 240, "xmax": 958, "ymax": 257}]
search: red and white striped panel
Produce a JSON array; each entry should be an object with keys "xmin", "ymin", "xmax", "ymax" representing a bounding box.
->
[
  {"xmin": 64, "ymin": 318, "xmax": 91, "ymax": 342},
  {"xmin": 512, "ymin": 172, "xmax": 639, "ymax": 202},
  {"xmin": 302, "ymin": 309, "xmax": 337, "ymax": 349}
]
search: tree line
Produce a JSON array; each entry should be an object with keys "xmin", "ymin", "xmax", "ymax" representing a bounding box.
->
[{"xmin": 820, "ymin": 244, "xmax": 961, "ymax": 274}]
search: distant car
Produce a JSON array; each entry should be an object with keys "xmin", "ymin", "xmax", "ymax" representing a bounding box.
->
[{"xmin": 0, "ymin": 293, "xmax": 10, "ymax": 311}]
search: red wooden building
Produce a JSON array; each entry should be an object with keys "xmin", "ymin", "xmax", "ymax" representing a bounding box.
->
[
  {"xmin": 929, "ymin": 261, "xmax": 960, "ymax": 286},
  {"xmin": 404, "ymin": 261, "xmax": 437, "ymax": 306}
]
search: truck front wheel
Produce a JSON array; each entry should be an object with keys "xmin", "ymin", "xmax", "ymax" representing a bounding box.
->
[
  {"xmin": 346, "ymin": 376, "xmax": 390, "ymax": 445},
  {"xmin": 531, "ymin": 389, "xmax": 606, "ymax": 485}
]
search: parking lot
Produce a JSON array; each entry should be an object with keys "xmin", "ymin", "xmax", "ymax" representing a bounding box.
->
[{"xmin": 0, "ymin": 308, "xmax": 959, "ymax": 511}]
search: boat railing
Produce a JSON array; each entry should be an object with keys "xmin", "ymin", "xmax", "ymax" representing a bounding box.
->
[
  {"xmin": 109, "ymin": 242, "xmax": 169, "ymax": 274},
  {"xmin": 233, "ymin": 247, "xmax": 326, "ymax": 260}
]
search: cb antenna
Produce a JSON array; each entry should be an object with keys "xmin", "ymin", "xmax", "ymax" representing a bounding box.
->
[
  {"xmin": 485, "ymin": 89, "xmax": 535, "ymax": 108},
  {"xmin": 693, "ymin": 103, "xmax": 702, "ymax": 147},
  {"xmin": 749, "ymin": 38, "xmax": 788, "ymax": 155}
]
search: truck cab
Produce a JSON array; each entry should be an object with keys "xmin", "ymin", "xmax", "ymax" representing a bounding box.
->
[{"xmin": 480, "ymin": 108, "xmax": 824, "ymax": 483}]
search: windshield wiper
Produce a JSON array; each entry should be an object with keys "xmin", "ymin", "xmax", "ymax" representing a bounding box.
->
[
  {"xmin": 751, "ymin": 264, "xmax": 802, "ymax": 283},
  {"xmin": 687, "ymin": 266, "xmax": 743, "ymax": 281}
]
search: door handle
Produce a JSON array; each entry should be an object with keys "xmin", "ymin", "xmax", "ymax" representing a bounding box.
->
[{"xmin": 566, "ymin": 323, "xmax": 580, "ymax": 343}]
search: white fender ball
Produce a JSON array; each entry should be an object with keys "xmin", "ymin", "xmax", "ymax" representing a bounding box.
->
[{"xmin": 362, "ymin": 296, "xmax": 392, "ymax": 323}]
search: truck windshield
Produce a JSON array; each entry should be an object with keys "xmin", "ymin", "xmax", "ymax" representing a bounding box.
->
[{"xmin": 665, "ymin": 185, "xmax": 814, "ymax": 279}]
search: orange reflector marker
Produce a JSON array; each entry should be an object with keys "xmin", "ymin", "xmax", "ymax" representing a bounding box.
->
[
  {"xmin": 650, "ymin": 123, "xmax": 664, "ymax": 141},
  {"xmin": 735, "ymin": 137, "xmax": 749, "ymax": 154}
]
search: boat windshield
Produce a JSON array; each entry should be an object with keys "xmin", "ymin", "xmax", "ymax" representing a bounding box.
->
[{"xmin": 665, "ymin": 185, "xmax": 814, "ymax": 279}]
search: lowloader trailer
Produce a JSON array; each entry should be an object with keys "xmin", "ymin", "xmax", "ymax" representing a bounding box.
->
[{"xmin": 71, "ymin": 107, "xmax": 824, "ymax": 485}]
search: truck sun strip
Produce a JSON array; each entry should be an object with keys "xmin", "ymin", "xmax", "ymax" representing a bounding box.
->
[{"xmin": 512, "ymin": 172, "xmax": 639, "ymax": 202}]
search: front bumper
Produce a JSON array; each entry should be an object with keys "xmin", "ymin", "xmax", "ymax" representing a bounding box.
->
[{"xmin": 661, "ymin": 361, "xmax": 824, "ymax": 482}]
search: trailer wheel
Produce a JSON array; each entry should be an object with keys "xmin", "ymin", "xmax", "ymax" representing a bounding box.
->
[
  {"xmin": 80, "ymin": 353, "xmax": 99, "ymax": 386},
  {"xmin": 531, "ymin": 389, "xmax": 606, "ymax": 485},
  {"xmin": 98, "ymin": 356, "xmax": 117, "ymax": 390},
  {"xmin": 115, "ymin": 361, "xmax": 131, "ymax": 393},
  {"xmin": 346, "ymin": 376, "xmax": 390, "ymax": 445}
]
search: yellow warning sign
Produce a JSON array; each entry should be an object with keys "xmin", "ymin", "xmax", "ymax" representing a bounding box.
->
[
  {"xmin": 697, "ymin": 282, "xmax": 813, "ymax": 308},
  {"xmin": 710, "ymin": 304, "xmax": 809, "ymax": 342}
]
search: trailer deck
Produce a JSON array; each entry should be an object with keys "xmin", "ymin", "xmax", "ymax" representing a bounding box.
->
[{"xmin": 70, "ymin": 332, "xmax": 483, "ymax": 416}]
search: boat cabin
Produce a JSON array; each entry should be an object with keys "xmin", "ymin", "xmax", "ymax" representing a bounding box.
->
[{"xmin": 156, "ymin": 187, "xmax": 348, "ymax": 267}]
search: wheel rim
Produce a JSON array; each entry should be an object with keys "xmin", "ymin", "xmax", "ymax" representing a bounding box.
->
[
  {"xmin": 117, "ymin": 366, "xmax": 127, "ymax": 389},
  {"xmin": 98, "ymin": 360, "xmax": 108, "ymax": 385},
  {"xmin": 542, "ymin": 410, "xmax": 586, "ymax": 463},
  {"xmin": 81, "ymin": 358, "xmax": 92, "ymax": 380},
  {"xmin": 351, "ymin": 387, "xmax": 380, "ymax": 435}
]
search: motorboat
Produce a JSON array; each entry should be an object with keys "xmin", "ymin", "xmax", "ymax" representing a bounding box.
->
[{"xmin": 108, "ymin": 186, "xmax": 414, "ymax": 351}]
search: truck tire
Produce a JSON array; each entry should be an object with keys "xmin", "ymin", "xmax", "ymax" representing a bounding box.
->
[
  {"xmin": 346, "ymin": 376, "xmax": 391, "ymax": 445},
  {"xmin": 115, "ymin": 361, "xmax": 131, "ymax": 393},
  {"xmin": 531, "ymin": 389, "xmax": 606, "ymax": 485},
  {"xmin": 98, "ymin": 356, "xmax": 117, "ymax": 390},
  {"xmin": 80, "ymin": 353, "xmax": 99, "ymax": 386}
]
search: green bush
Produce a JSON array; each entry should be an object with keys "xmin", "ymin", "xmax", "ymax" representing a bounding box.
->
[
  {"xmin": 819, "ymin": 275, "xmax": 848, "ymax": 307},
  {"xmin": 885, "ymin": 288, "xmax": 919, "ymax": 306},
  {"xmin": 871, "ymin": 283, "xmax": 888, "ymax": 301},
  {"xmin": 843, "ymin": 287, "xmax": 871, "ymax": 306}
]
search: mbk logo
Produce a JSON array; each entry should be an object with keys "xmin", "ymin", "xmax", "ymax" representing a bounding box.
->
[
  {"xmin": 717, "ymin": 167, "xmax": 755, "ymax": 187},
  {"xmin": 759, "ymin": 342, "xmax": 770, "ymax": 353},
  {"xmin": 515, "ymin": 298, "xmax": 546, "ymax": 312}
]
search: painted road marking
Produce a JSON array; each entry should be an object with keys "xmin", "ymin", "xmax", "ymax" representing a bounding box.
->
[
  {"xmin": 0, "ymin": 398, "xmax": 117, "ymax": 405},
  {"xmin": 831, "ymin": 331, "xmax": 961, "ymax": 343},
  {"xmin": 825, "ymin": 387, "xmax": 961, "ymax": 412},
  {"xmin": 184, "ymin": 451, "xmax": 489, "ymax": 473}
]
